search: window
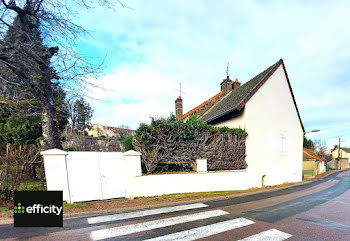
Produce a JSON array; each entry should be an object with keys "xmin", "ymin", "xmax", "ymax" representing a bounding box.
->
[{"xmin": 280, "ymin": 131, "xmax": 287, "ymax": 156}]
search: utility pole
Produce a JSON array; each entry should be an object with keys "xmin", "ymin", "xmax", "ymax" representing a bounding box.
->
[{"xmin": 338, "ymin": 137, "xmax": 341, "ymax": 169}]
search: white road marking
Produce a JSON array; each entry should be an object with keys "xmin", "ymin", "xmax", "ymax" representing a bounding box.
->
[
  {"xmin": 87, "ymin": 203, "xmax": 208, "ymax": 224},
  {"xmin": 238, "ymin": 228, "xmax": 292, "ymax": 241},
  {"xmin": 90, "ymin": 209, "xmax": 228, "ymax": 240},
  {"xmin": 144, "ymin": 218, "xmax": 255, "ymax": 241}
]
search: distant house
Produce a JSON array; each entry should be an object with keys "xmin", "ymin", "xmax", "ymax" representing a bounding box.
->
[
  {"xmin": 328, "ymin": 158, "xmax": 349, "ymax": 170},
  {"xmin": 331, "ymin": 147, "xmax": 350, "ymax": 163},
  {"xmin": 175, "ymin": 59, "xmax": 304, "ymax": 188},
  {"xmin": 303, "ymin": 148, "xmax": 325, "ymax": 177},
  {"xmin": 63, "ymin": 124, "xmax": 135, "ymax": 152},
  {"xmin": 85, "ymin": 124, "xmax": 135, "ymax": 138}
]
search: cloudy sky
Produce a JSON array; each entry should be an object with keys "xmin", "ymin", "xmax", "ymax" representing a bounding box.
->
[{"xmin": 75, "ymin": 0, "xmax": 350, "ymax": 150}]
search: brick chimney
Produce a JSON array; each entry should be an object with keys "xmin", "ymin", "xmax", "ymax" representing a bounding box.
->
[
  {"xmin": 233, "ymin": 78, "xmax": 241, "ymax": 91},
  {"xmin": 220, "ymin": 75, "xmax": 233, "ymax": 94},
  {"xmin": 175, "ymin": 96, "xmax": 183, "ymax": 120}
]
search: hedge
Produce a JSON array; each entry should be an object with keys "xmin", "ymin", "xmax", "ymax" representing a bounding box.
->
[{"xmin": 133, "ymin": 115, "xmax": 247, "ymax": 174}]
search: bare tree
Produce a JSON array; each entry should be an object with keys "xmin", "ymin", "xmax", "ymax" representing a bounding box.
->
[
  {"xmin": 0, "ymin": 144, "xmax": 40, "ymax": 200},
  {"xmin": 0, "ymin": 0, "xmax": 123, "ymax": 150},
  {"xmin": 313, "ymin": 139, "xmax": 328, "ymax": 157}
]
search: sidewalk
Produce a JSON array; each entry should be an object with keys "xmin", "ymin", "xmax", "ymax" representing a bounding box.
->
[{"xmin": 0, "ymin": 170, "xmax": 342, "ymax": 225}]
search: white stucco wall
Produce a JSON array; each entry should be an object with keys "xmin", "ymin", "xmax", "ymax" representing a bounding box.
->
[
  {"xmin": 126, "ymin": 170, "xmax": 248, "ymax": 198},
  {"xmin": 244, "ymin": 65, "xmax": 303, "ymax": 187},
  {"xmin": 214, "ymin": 111, "xmax": 246, "ymax": 129},
  {"xmin": 214, "ymin": 65, "xmax": 303, "ymax": 188},
  {"xmin": 318, "ymin": 161, "xmax": 326, "ymax": 174},
  {"xmin": 42, "ymin": 149, "xmax": 251, "ymax": 202}
]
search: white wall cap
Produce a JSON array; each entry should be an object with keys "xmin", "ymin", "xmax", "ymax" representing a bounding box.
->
[
  {"xmin": 40, "ymin": 148, "xmax": 68, "ymax": 156},
  {"xmin": 123, "ymin": 150, "xmax": 141, "ymax": 156}
]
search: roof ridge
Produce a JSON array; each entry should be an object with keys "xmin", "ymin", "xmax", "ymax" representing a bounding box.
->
[{"xmin": 182, "ymin": 90, "xmax": 225, "ymax": 119}]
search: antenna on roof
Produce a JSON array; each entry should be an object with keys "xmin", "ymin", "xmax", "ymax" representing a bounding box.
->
[
  {"xmin": 179, "ymin": 82, "xmax": 182, "ymax": 97},
  {"xmin": 173, "ymin": 82, "xmax": 186, "ymax": 97},
  {"xmin": 226, "ymin": 62, "xmax": 229, "ymax": 78}
]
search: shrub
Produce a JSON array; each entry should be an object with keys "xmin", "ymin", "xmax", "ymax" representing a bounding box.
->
[
  {"xmin": 0, "ymin": 144, "xmax": 40, "ymax": 200},
  {"xmin": 123, "ymin": 136, "xmax": 133, "ymax": 151},
  {"xmin": 63, "ymin": 146, "xmax": 79, "ymax": 151},
  {"xmin": 133, "ymin": 115, "xmax": 247, "ymax": 174}
]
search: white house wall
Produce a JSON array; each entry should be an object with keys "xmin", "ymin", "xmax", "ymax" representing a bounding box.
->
[
  {"xmin": 214, "ymin": 111, "xmax": 246, "ymax": 129},
  {"xmin": 244, "ymin": 65, "xmax": 303, "ymax": 187},
  {"xmin": 318, "ymin": 161, "xmax": 326, "ymax": 174}
]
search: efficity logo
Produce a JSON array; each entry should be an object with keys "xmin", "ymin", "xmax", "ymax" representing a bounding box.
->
[
  {"xmin": 14, "ymin": 191, "xmax": 63, "ymax": 227},
  {"xmin": 14, "ymin": 203, "xmax": 62, "ymax": 215}
]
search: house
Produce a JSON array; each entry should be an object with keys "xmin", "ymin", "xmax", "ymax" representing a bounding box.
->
[
  {"xmin": 85, "ymin": 124, "xmax": 135, "ymax": 138},
  {"xmin": 175, "ymin": 59, "xmax": 304, "ymax": 188},
  {"xmin": 330, "ymin": 147, "xmax": 350, "ymax": 169},
  {"xmin": 303, "ymin": 148, "xmax": 326, "ymax": 177},
  {"xmin": 331, "ymin": 147, "xmax": 350, "ymax": 163},
  {"xmin": 63, "ymin": 124, "xmax": 135, "ymax": 152},
  {"xmin": 328, "ymin": 158, "xmax": 349, "ymax": 170}
]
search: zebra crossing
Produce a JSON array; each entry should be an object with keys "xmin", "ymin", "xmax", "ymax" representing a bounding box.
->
[{"xmin": 88, "ymin": 202, "xmax": 293, "ymax": 241}]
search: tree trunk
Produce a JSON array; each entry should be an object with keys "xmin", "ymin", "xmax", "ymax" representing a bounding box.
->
[
  {"xmin": 41, "ymin": 101, "xmax": 62, "ymax": 150},
  {"xmin": 31, "ymin": 164, "xmax": 37, "ymax": 179}
]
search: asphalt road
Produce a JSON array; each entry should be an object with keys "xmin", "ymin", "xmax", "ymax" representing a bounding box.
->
[{"xmin": 1, "ymin": 170, "xmax": 350, "ymax": 241}]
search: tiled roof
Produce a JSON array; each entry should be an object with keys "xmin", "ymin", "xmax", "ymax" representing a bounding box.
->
[
  {"xmin": 200, "ymin": 59, "xmax": 305, "ymax": 132},
  {"xmin": 303, "ymin": 148, "xmax": 323, "ymax": 162},
  {"xmin": 182, "ymin": 90, "xmax": 225, "ymax": 119},
  {"xmin": 201, "ymin": 60, "xmax": 278, "ymax": 123},
  {"xmin": 340, "ymin": 147, "xmax": 350, "ymax": 153}
]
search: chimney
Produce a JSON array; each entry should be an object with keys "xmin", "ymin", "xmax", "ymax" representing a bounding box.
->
[
  {"xmin": 233, "ymin": 78, "xmax": 241, "ymax": 91},
  {"xmin": 220, "ymin": 75, "xmax": 233, "ymax": 94},
  {"xmin": 175, "ymin": 96, "xmax": 183, "ymax": 120}
]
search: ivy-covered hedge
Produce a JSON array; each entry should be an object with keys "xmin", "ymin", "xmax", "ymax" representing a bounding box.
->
[{"xmin": 133, "ymin": 115, "xmax": 247, "ymax": 174}]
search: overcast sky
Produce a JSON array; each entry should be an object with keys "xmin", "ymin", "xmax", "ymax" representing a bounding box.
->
[{"xmin": 75, "ymin": 0, "xmax": 350, "ymax": 150}]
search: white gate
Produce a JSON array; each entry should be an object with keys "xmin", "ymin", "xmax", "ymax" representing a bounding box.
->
[
  {"xmin": 66, "ymin": 152, "xmax": 126, "ymax": 203},
  {"xmin": 99, "ymin": 152, "xmax": 126, "ymax": 200}
]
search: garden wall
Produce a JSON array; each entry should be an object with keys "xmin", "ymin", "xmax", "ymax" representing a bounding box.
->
[
  {"xmin": 42, "ymin": 149, "xmax": 250, "ymax": 203},
  {"xmin": 126, "ymin": 170, "xmax": 248, "ymax": 198}
]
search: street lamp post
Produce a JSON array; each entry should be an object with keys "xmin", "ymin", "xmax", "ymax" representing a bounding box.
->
[{"xmin": 304, "ymin": 129, "xmax": 320, "ymax": 134}]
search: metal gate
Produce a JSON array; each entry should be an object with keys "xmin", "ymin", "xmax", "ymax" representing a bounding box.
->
[{"xmin": 66, "ymin": 152, "xmax": 126, "ymax": 203}]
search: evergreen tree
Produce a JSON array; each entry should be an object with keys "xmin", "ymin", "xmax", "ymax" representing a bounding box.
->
[
  {"xmin": 303, "ymin": 136, "xmax": 314, "ymax": 149},
  {"xmin": 0, "ymin": 85, "xmax": 68, "ymax": 145},
  {"xmin": 0, "ymin": 106, "xmax": 41, "ymax": 144}
]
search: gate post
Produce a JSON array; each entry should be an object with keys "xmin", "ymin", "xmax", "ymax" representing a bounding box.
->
[
  {"xmin": 41, "ymin": 149, "xmax": 71, "ymax": 203},
  {"xmin": 123, "ymin": 150, "xmax": 142, "ymax": 198},
  {"xmin": 194, "ymin": 158, "xmax": 208, "ymax": 172}
]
